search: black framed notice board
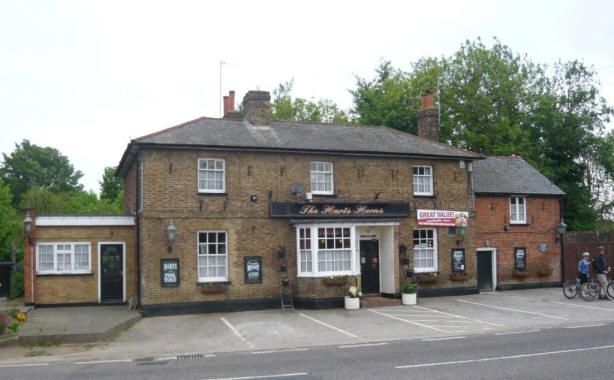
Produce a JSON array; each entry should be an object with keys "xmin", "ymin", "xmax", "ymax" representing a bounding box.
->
[
  {"xmin": 161, "ymin": 258, "xmax": 180, "ymax": 288},
  {"xmin": 244, "ymin": 256, "xmax": 262, "ymax": 284},
  {"xmin": 451, "ymin": 248, "xmax": 465, "ymax": 272}
]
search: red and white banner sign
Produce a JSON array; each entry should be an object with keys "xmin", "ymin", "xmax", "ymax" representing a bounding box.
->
[{"xmin": 417, "ymin": 209, "xmax": 469, "ymax": 227}]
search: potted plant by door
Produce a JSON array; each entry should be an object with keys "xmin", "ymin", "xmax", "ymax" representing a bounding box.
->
[
  {"xmin": 344, "ymin": 286, "xmax": 361, "ymax": 310},
  {"xmin": 402, "ymin": 283, "xmax": 418, "ymax": 305}
]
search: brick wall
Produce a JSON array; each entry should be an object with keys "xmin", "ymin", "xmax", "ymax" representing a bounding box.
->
[
  {"xmin": 29, "ymin": 225, "xmax": 137, "ymax": 304},
  {"xmin": 136, "ymin": 148, "xmax": 477, "ymax": 305},
  {"xmin": 475, "ymin": 197, "xmax": 562, "ymax": 286},
  {"xmin": 123, "ymin": 160, "xmax": 137, "ymax": 214}
]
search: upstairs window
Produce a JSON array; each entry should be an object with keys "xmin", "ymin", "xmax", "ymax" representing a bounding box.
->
[
  {"xmin": 198, "ymin": 158, "xmax": 225, "ymax": 193},
  {"xmin": 413, "ymin": 166, "xmax": 433, "ymax": 196},
  {"xmin": 36, "ymin": 243, "xmax": 91, "ymax": 274},
  {"xmin": 310, "ymin": 161, "xmax": 334, "ymax": 195},
  {"xmin": 510, "ymin": 196, "xmax": 526, "ymax": 224}
]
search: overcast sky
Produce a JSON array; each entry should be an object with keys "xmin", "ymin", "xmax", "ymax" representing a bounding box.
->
[{"xmin": 1, "ymin": 0, "xmax": 613, "ymax": 193}]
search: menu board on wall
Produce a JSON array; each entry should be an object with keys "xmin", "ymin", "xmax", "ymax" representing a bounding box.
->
[
  {"xmin": 244, "ymin": 256, "xmax": 262, "ymax": 284},
  {"xmin": 514, "ymin": 247, "xmax": 526, "ymax": 270},
  {"xmin": 451, "ymin": 248, "xmax": 466, "ymax": 272},
  {"xmin": 161, "ymin": 259, "xmax": 180, "ymax": 288}
]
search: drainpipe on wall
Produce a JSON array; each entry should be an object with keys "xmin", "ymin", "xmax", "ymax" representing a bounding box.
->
[
  {"xmin": 136, "ymin": 151, "xmax": 143, "ymax": 309},
  {"xmin": 559, "ymin": 197, "xmax": 565, "ymax": 283}
]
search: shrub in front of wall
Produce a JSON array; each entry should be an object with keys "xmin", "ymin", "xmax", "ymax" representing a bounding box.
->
[
  {"xmin": 9, "ymin": 262, "xmax": 24, "ymax": 299},
  {"xmin": 0, "ymin": 316, "xmax": 5, "ymax": 335}
]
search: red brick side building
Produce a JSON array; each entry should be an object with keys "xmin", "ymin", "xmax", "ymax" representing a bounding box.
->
[{"xmin": 473, "ymin": 156, "xmax": 565, "ymax": 290}]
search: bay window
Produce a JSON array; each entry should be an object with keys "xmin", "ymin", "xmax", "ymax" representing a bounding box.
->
[{"xmin": 296, "ymin": 225, "xmax": 356, "ymax": 276}]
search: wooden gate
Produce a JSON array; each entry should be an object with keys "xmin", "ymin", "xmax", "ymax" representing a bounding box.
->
[{"xmin": 562, "ymin": 242, "xmax": 614, "ymax": 281}]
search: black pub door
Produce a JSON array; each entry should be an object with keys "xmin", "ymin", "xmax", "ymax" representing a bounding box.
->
[
  {"xmin": 477, "ymin": 251, "xmax": 493, "ymax": 291},
  {"xmin": 360, "ymin": 240, "xmax": 380, "ymax": 294},
  {"xmin": 101, "ymin": 244, "xmax": 123, "ymax": 302}
]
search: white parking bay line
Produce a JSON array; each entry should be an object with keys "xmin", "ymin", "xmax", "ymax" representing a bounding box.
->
[
  {"xmin": 298, "ymin": 313, "xmax": 363, "ymax": 340},
  {"xmin": 458, "ymin": 299, "xmax": 569, "ymax": 320},
  {"xmin": 220, "ymin": 317, "xmax": 255, "ymax": 348},
  {"xmin": 252, "ymin": 348, "xmax": 310, "ymax": 355},
  {"xmin": 396, "ymin": 344, "xmax": 614, "ymax": 369},
  {"xmin": 414, "ymin": 305, "xmax": 504, "ymax": 327},
  {"xmin": 551, "ymin": 301, "xmax": 614, "ymax": 312},
  {"xmin": 369, "ymin": 309, "xmax": 448, "ymax": 333},
  {"xmin": 204, "ymin": 372, "xmax": 308, "ymax": 380},
  {"xmin": 75, "ymin": 359, "xmax": 132, "ymax": 364},
  {"xmin": 339, "ymin": 342, "xmax": 388, "ymax": 349},
  {"xmin": 422, "ymin": 336, "xmax": 466, "ymax": 342},
  {"xmin": 495, "ymin": 329, "xmax": 541, "ymax": 336},
  {"xmin": 565, "ymin": 324, "xmax": 606, "ymax": 329},
  {"xmin": 0, "ymin": 363, "xmax": 48, "ymax": 368}
]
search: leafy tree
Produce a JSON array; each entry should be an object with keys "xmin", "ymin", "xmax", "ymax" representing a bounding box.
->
[
  {"xmin": 20, "ymin": 187, "xmax": 122, "ymax": 215},
  {"xmin": 271, "ymin": 79, "xmax": 351, "ymax": 124},
  {"xmin": 0, "ymin": 140, "xmax": 83, "ymax": 205},
  {"xmin": 100, "ymin": 166, "xmax": 123, "ymax": 203},
  {"xmin": 0, "ymin": 179, "xmax": 21, "ymax": 261}
]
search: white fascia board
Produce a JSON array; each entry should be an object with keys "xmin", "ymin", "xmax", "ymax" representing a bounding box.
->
[{"xmin": 36, "ymin": 216, "xmax": 135, "ymax": 226}]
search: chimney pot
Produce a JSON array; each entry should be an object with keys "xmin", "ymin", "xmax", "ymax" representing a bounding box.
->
[
  {"xmin": 421, "ymin": 90, "xmax": 435, "ymax": 109},
  {"xmin": 242, "ymin": 90, "xmax": 271, "ymax": 125}
]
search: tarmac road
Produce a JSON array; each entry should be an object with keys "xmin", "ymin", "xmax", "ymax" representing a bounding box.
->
[{"xmin": 2, "ymin": 322, "xmax": 613, "ymax": 379}]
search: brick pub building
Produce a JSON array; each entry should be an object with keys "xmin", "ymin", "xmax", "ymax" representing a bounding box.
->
[{"xmin": 23, "ymin": 90, "xmax": 564, "ymax": 315}]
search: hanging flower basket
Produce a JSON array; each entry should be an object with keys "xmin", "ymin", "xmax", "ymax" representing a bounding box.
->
[
  {"xmin": 512, "ymin": 269, "xmax": 529, "ymax": 278},
  {"xmin": 322, "ymin": 277, "xmax": 347, "ymax": 287},
  {"xmin": 416, "ymin": 274, "xmax": 438, "ymax": 284},
  {"xmin": 537, "ymin": 265, "xmax": 553, "ymax": 277},
  {"xmin": 449, "ymin": 272, "xmax": 470, "ymax": 282},
  {"xmin": 198, "ymin": 283, "xmax": 228, "ymax": 294}
]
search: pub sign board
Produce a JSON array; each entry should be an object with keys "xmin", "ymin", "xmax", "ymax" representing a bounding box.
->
[
  {"xmin": 244, "ymin": 256, "xmax": 262, "ymax": 284},
  {"xmin": 451, "ymin": 248, "xmax": 466, "ymax": 272},
  {"xmin": 270, "ymin": 202, "xmax": 409, "ymax": 218},
  {"xmin": 161, "ymin": 258, "xmax": 180, "ymax": 288}
]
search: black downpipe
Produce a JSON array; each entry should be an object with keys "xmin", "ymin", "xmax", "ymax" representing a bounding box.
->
[{"xmin": 136, "ymin": 152, "xmax": 142, "ymax": 308}]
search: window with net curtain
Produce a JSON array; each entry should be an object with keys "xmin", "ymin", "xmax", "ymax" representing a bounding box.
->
[
  {"xmin": 198, "ymin": 158, "xmax": 225, "ymax": 193},
  {"xmin": 37, "ymin": 243, "xmax": 90, "ymax": 274},
  {"xmin": 413, "ymin": 166, "xmax": 433, "ymax": 196},
  {"xmin": 297, "ymin": 226, "xmax": 353, "ymax": 276},
  {"xmin": 310, "ymin": 161, "xmax": 334, "ymax": 195},
  {"xmin": 198, "ymin": 231, "xmax": 227, "ymax": 282},
  {"xmin": 413, "ymin": 228, "xmax": 437, "ymax": 272}
]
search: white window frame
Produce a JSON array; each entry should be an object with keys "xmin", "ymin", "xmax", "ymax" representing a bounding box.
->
[
  {"xmin": 197, "ymin": 230, "xmax": 228, "ymax": 282},
  {"xmin": 412, "ymin": 228, "xmax": 438, "ymax": 273},
  {"xmin": 36, "ymin": 242, "xmax": 92, "ymax": 275},
  {"xmin": 198, "ymin": 158, "xmax": 226, "ymax": 193},
  {"xmin": 296, "ymin": 224, "xmax": 357, "ymax": 277},
  {"xmin": 509, "ymin": 196, "xmax": 527, "ymax": 224},
  {"xmin": 413, "ymin": 165, "xmax": 433, "ymax": 196},
  {"xmin": 310, "ymin": 161, "xmax": 334, "ymax": 195}
]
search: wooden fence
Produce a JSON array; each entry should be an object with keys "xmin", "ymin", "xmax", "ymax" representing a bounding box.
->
[{"xmin": 562, "ymin": 241, "xmax": 614, "ymax": 281}]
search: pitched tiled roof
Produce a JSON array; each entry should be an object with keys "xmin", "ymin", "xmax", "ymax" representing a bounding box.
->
[
  {"xmin": 473, "ymin": 156, "xmax": 565, "ymax": 196},
  {"xmin": 132, "ymin": 117, "xmax": 482, "ymax": 159}
]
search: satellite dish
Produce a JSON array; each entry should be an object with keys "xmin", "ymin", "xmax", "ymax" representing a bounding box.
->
[{"xmin": 289, "ymin": 182, "xmax": 305, "ymax": 195}]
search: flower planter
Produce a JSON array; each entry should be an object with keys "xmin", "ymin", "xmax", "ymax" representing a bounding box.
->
[
  {"xmin": 512, "ymin": 269, "xmax": 529, "ymax": 278},
  {"xmin": 537, "ymin": 266, "xmax": 553, "ymax": 277},
  {"xmin": 199, "ymin": 284, "xmax": 228, "ymax": 294},
  {"xmin": 416, "ymin": 276, "xmax": 437, "ymax": 284},
  {"xmin": 449, "ymin": 272, "xmax": 470, "ymax": 282},
  {"xmin": 322, "ymin": 278, "xmax": 347, "ymax": 287},
  {"xmin": 402, "ymin": 293, "xmax": 417, "ymax": 305},
  {"xmin": 344, "ymin": 296, "xmax": 360, "ymax": 310}
]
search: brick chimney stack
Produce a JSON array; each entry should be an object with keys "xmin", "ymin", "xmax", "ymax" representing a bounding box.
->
[
  {"xmin": 417, "ymin": 90, "xmax": 439, "ymax": 142},
  {"xmin": 242, "ymin": 90, "xmax": 271, "ymax": 125},
  {"xmin": 223, "ymin": 91, "xmax": 240, "ymax": 119}
]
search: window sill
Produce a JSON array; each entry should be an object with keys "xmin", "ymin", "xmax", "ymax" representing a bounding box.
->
[
  {"xmin": 413, "ymin": 194, "xmax": 435, "ymax": 198},
  {"xmin": 197, "ymin": 192, "xmax": 227, "ymax": 196},
  {"xmin": 37, "ymin": 272, "xmax": 93, "ymax": 277}
]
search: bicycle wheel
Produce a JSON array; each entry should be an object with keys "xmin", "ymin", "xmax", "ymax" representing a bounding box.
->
[
  {"xmin": 607, "ymin": 282, "xmax": 614, "ymax": 299},
  {"xmin": 580, "ymin": 283, "xmax": 598, "ymax": 302},
  {"xmin": 563, "ymin": 281, "xmax": 578, "ymax": 299}
]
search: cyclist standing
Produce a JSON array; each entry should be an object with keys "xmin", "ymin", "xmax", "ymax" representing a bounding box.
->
[
  {"xmin": 594, "ymin": 246, "xmax": 611, "ymax": 300},
  {"xmin": 578, "ymin": 252, "xmax": 591, "ymax": 286}
]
